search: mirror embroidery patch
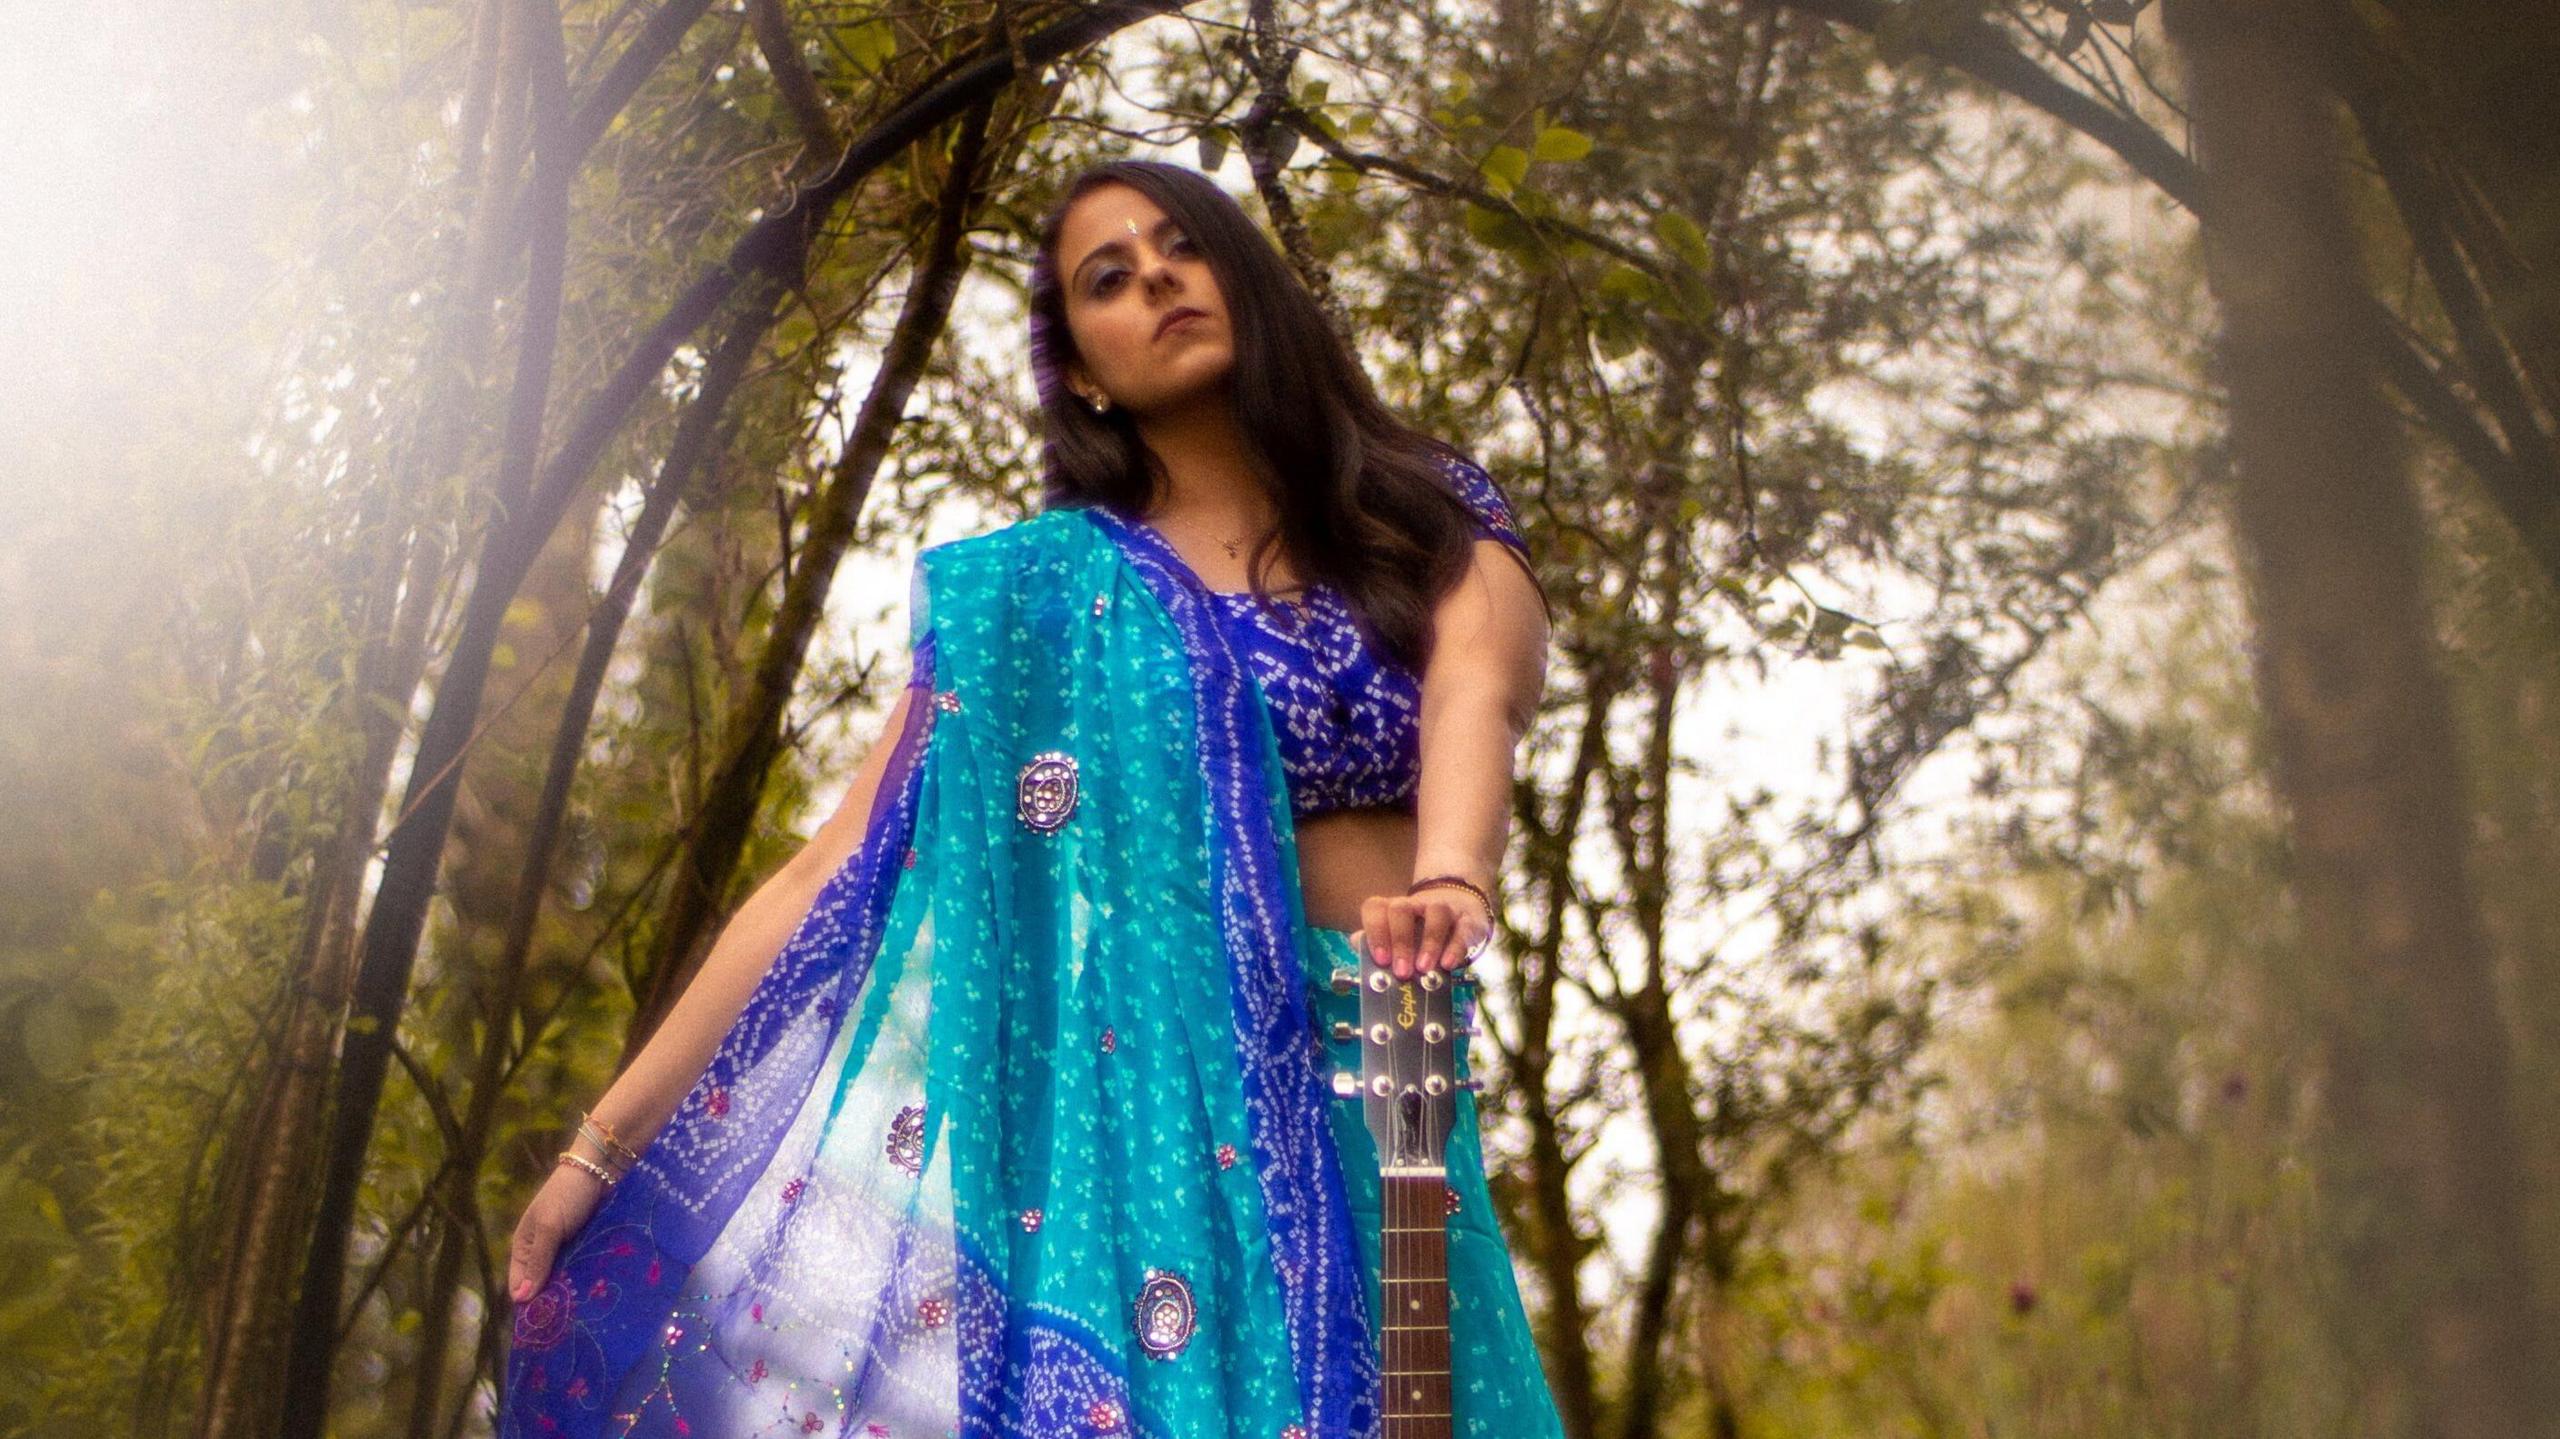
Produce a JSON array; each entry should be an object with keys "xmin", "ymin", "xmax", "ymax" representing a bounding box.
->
[
  {"xmin": 1016, "ymin": 749, "xmax": 1079, "ymax": 832},
  {"xmin": 884, "ymin": 1103, "xmax": 925, "ymax": 1176},
  {"xmin": 1133, "ymin": 1269, "xmax": 1197, "ymax": 1359}
]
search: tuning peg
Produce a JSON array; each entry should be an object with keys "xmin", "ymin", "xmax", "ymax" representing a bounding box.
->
[
  {"xmin": 1331, "ymin": 1021, "xmax": 1358, "ymax": 1042},
  {"xmin": 1329, "ymin": 966, "xmax": 1358, "ymax": 995},
  {"xmin": 1332, "ymin": 1071, "xmax": 1361, "ymax": 1099},
  {"xmin": 1458, "ymin": 1077, "xmax": 1486, "ymax": 1093}
]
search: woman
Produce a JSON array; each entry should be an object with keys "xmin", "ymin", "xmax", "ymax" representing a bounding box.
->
[{"xmin": 499, "ymin": 158, "xmax": 1561, "ymax": 1439}]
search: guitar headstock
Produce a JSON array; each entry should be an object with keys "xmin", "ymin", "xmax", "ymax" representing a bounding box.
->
[{"xmin": 1328, "ymin": 938, "xmax": 1480, "ymax": 1173}]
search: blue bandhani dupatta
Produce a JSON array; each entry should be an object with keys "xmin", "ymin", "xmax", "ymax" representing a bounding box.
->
[{"xmin": 499, "ymin": 504, "xmax": 1381, "ymax": 1439}]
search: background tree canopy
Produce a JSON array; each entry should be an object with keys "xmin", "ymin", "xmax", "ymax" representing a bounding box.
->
[{"xmin": 2, "ymin": 1, "xmax": 2555, "ymax": 1436}]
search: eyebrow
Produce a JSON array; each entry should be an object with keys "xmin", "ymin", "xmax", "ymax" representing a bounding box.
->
[{"xmin": 1070, "ymin": 215, "xmax": 1183, "ymax": 290}]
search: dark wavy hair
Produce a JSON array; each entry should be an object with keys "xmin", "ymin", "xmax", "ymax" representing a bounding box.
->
[{"xmin": 1025, "ymin": 158, "xmax": 1547, "ymax": 674}]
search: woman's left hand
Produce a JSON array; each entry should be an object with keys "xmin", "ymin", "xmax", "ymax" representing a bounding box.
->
[{"xmin": 1352, "ymin": 887, "xmax": 1491, "ymax": 980}]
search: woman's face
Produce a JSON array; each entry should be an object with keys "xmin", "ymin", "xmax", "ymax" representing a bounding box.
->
[{"xmin": 1054, "ymin": 182, "xmax": 1233, "ymax": 418}]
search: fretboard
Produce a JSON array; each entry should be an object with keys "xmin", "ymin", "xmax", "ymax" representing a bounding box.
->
[{"xmin": 1380, "ymin": 1172, "xmax": 1453, "ymax": 1439}]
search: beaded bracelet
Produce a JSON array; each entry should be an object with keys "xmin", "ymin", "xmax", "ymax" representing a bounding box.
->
[
  {"xmin": 1402, "ymin": 870, "xmax": 1495, "ymax": 911},
  {"xmin": 1406, "ymin": 874, "xmax": 1496, "ymax": 959},
  {"xmin": 557, "ymin": 1149, "xmax": 622, "ymax": 1188}
]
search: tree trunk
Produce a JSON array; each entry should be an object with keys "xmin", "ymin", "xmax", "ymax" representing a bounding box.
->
[
  {"xmin": 2162, "ymin": 0, "xmax": 2549, "ymax": 1431},
  {"xmin": 188, "ymin": 1, "xmax": 516, "ymax": 1431},
  {"xmin": 622, "ymin": 93, "xmax": 1003, "ymax": 1050}
]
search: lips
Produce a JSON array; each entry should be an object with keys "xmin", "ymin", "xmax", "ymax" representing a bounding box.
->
[{"xmin": 1156, "ymin": 306, "xmax": 1208, "ymax": 339}]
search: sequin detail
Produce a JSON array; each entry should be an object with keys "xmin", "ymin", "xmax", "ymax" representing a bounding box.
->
[
  {"xmin": 884, "ymin": 1103, "xmax": 924, "ymax": 1175},
  {"xmin": 1016, "ymin": 749, "xmax": 1080, "ymax": 832},
  {"xmin": 934, "ymin": 688, "xmax": 962, "ymax": 712},
  {"xmin": 1134, "ymin": 1270, "xmax": 1197, "ymax": 1358}
]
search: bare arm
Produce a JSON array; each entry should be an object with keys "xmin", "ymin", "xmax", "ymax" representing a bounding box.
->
[
  {"xmin": 1365, "ymin": 539, "xmax": 1550, "ymax": 976},
  {"xmin": 577, "ymin": 678, "xmax": 926, "ymax": 1159},
  {"xmin": 513, "ymin": 657, "xmax": 933, "ymax": 1302}
]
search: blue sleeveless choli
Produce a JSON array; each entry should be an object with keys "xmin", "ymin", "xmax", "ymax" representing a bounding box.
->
[{"xmin": 498, "ymin": 475, "xmax": 1564, "ymax": 1439}]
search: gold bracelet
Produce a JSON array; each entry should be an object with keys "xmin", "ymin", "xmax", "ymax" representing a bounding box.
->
[
  {"xmin": 577, "ymin": 1114, "xmax": 643, "ymax": 1168},
  {"xmin": 557, "ymin": 1149, "xmax": 621, "ymax": 1188},
  {"xmin": 580, "ymin": 1110, "xmax": 644, "ymax": 1166}
]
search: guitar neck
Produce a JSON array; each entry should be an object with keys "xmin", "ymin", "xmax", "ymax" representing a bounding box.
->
[
  {"xmin": 1329, "ymin": 944, "xmax": 1470, "ymax": 1439},
  {"xmin": 1380, "ymin": 1173, "xmax": 1453, "ymax": 1439}
]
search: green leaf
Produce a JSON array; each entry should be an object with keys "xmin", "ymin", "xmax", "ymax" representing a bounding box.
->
[
  {"xmin": 1478, "ymin": 144, "xmax": 1530, "ymax": 197},
  {"xmin": 847, "ymin": 19, "xmax": 896, "ymax": 74},
  {"xmin": 1652, "ymin": 210, "xmax": 1712, "ymax": 270},
  {"xmin": 1600, "ymin": 262, "xmax": 1656, "ymax": 304},
  {"xmin": 1461, "ymin": 200, "xmax": 1536, "ymax": 255},
  {"xmin": 1532, "ymin": 125, "xmax": 1592, "ymax": 164}
]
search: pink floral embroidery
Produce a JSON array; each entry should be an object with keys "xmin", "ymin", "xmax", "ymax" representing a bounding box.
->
[
  {"xmin": 749, "ymin": 1357, "xmax": 768, "ymax": 1383},
  {"xmin": 781, "ymin": 1175, "xmax": 806, "ymax": 1203},
  {"xmin": 1216, "ymin": 1143, "xmax": 1237, "ymax": 1171},
  {"xmin": 799, "ymin": 1415, "xmax": 825, "ymax": 1434},
  {"xmin": 645, "ymin": 1256, "xmax": 662, "ymax": 1285},
  {"xmin": 1019, "ymin": 1207, "xmax": 1043, "ymax": 1233},
  {"xmin": 512, "ymin": 1275, "xmax": 577, "ymax": 1350},
  {"xmin": 903, "ymin": 847, "xmax": 918, "ymax": 869},
  {"xmin": 1280, "ymin": 1426, "xmax": 1309, "ymax": 1439},
  {"xmin": 1086, "ymin": 1398, "xmax": 1125, "ymax": 1432},
  {"xmin": 1100, "ymin": 1026, "xmax": 1117, "ymax": 1054},
  {"xmin": 867, "ymin": 1425, "xmax": 891, "ymax": 1438},
  {"xmin": 673, "ymin": 1420, "xmax": 691, "ymax": 1437},
  {"xmin": 565, "ymin": 1376, "xmax": 588, "ymax": 1400},
  {"xmin": 1445, "ymin": 1185, "xmax": 1462, "ymax": 1216},
  {"xmin": 918, "ymin": 1296, "xmax": 950, "ymax": 1329},
  {"xmin": 706, "ymin": 1085, "xmax": 731, "ymax": 1118}
]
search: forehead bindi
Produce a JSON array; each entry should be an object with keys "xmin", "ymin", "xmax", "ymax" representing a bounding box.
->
[{"xmin": 1063, "ymin": 190, "xmax": 1180, "ymax": 288}]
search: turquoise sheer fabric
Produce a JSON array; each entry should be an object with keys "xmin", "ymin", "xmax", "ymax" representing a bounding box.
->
[{"xmin": 500, "ymin": 506, "xmax": 1563, "ymax": 1439}]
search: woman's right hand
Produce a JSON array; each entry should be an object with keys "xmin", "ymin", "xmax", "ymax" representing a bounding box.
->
[{"xmin": 508, "ymin": 1160, "xmax": 611, "ymax": 1303}]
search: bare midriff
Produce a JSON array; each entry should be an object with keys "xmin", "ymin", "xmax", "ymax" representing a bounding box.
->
[{"xmin": 1293, "ymin": 804, "xmax": 1418, "ymax": 935}]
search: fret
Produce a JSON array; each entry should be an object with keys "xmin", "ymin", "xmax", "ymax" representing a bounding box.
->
[{"xmin": 1345, "ymin": 944, "xmax": 1464, "ymax": 1439}]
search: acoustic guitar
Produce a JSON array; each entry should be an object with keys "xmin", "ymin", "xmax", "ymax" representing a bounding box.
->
[{"xmin": 1329, "ymin": 940, "xmax": 1479, "ymax": 1439}]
